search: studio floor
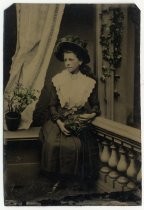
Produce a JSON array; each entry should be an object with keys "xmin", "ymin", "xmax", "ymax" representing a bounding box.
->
[{"xmin": 4, "ymin": 174, "xmax": 141, "ymax": 206}]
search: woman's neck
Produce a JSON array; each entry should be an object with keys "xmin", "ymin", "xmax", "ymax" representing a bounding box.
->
[{"xmin": 69, "ymin": 68, "xmax": 80, "ymax": 75}]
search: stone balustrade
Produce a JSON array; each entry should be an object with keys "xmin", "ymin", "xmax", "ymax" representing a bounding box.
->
[
  {"xmin": 92, "ymin": 117, "xmax": 141, "ymax": 193},
  {"xmin": 4, "ymin": 117, "xmax": 141, "ymax": 195}
]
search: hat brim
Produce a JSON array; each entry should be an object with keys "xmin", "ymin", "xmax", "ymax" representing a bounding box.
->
[{"xmin": 54, "ymin": 42, "xmax": 90, "ymax": 64}]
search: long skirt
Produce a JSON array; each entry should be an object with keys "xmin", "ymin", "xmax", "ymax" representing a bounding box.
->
[{"xmin": 40, "ymin": 120, "xmax": 100, "ymax": 179}]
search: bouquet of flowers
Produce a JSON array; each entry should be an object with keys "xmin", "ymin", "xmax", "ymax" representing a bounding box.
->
[{"xmin": 62, "ymin": 108, "xmax": 93, "ymax": 136}]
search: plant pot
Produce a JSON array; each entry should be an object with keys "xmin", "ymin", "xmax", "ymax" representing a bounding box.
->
[{"xmin": 5, "ymin": 112, "xmax": 21, "ymax": 131}]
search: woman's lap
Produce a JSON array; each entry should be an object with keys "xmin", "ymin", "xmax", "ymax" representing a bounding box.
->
[
  {"xmin": 40, "ymin": 120, "xmax": 81, "ymax": 175},
  {"xmin": 40, "ymin": 120, "xmax": 99, "ymax": 178}
]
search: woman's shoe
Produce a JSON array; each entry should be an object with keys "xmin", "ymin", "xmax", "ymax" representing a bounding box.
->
[
  {"xmin": 51, "ymin": 181, "xmax": 60, "ymax": 193},
  {"xmin": 51, "ymin": 180, "xmax": 66, "ymax": 193}
]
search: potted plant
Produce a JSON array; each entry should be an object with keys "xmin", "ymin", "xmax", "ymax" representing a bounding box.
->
[{"xmin": 4, "ymin": 83, "xmax": 39, "ymax": 131}]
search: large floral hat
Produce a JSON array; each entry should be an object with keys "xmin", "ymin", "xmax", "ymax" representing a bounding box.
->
[{"xmin": 54, "ymin": 35, "xmax": 90, "ymax": 64}]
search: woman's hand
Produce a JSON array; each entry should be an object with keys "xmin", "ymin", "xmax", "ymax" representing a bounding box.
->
[
  {"xmin": 56, "ymin": 119, "xmax": 70, "ymax": 136},
  {"xmin": 78, "ymin": 113, "xmax": 96, "ymax": 123}
]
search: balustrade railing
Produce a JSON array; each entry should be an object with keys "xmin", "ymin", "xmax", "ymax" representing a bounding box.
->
[
  {"xmin": 92, "ymin": 117, "xmax": 141, "ymax": 193},
  {"xmin": 4, "ymin": 118, "xmax": 141, "ymax": 196}
]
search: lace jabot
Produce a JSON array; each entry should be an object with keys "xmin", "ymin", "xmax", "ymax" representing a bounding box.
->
[{"xmin": 52, "ymin": 69, "xmax": 96, "ymax": 109}]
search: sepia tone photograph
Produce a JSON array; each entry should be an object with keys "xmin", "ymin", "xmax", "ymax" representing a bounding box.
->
[{"xmin": 3, "ymin": 2, "xmax": 141, "ymax": 206}]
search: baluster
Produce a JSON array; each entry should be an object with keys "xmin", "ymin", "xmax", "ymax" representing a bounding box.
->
[
  {"xmin": 137, "ymin": 167, "xmax": 141, "ymax": 183},
  {"xmin": 100, "ymin": 140, "xmax": 111, "ymax": 182},
  {"xmin": 117, "ymin": 147, "xmax": 128, "ymax": 173},
  {"xmin": 117, "ymin": 176, "xmax": 129, "ymax": 191},
  {"xmin": 126, "ymin": 151, "xmax": 137, "ymax": 192},
  {"xmin": 100, "ymin": 140, "xmax": 111, "ymax": 163},
  {"xmin": 126, "ymin": 181, "xmax": 136, "ymax": 191},
  {"xmin": 108, "ymin": 144, "xmax": 119, "ymax": 168},
  {"xmin": 115, "ymin": 147, "xmax": 129, "ymax": 191},
  {"xmin": 108, "ymin": 144, "xmax": 119, "ymax": 189},
  {"xmin": 126, "ymin": 152, "xmax": 138, "ymax": 179},
  {"xmin": 126, "ymin": 152, "xmax": 141, "ymax": 191},
  {"xmin": 136, "ymin": 154, "xmax": 141, "ymax": 191}
]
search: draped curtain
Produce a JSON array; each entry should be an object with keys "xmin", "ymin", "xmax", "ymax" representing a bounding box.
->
[{"xmin": 4, "ymin": 3, "xmax": 65, "ymax": 129}]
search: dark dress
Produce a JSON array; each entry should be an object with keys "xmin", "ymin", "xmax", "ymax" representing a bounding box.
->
[{"xmin": 40, "ymin": 72, "xmax": 101, "ymax": 181}]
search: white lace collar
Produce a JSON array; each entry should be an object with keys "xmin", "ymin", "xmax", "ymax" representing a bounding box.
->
[{"xmin": 52, "ymin": 69, "xmax": 96, "ymax": 109}]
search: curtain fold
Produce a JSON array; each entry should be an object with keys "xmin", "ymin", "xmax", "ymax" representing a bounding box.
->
[{"xmin": 4, "ymin": 4, "xmax": 65, "ymax": 129}]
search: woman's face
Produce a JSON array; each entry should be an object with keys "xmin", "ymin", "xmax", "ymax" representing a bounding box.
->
[{"xmin": 64, "ymin": 52, "xmax": 82, "ymax": 73}]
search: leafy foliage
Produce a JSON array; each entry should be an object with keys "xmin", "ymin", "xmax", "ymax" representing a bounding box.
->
[
  {"xmin": 100, "ymin": 7, "xmax": 124, "ymax": 78},
  {"xmin": 5, "ymin": 83, "xmax": 39, "ymax": 114}
]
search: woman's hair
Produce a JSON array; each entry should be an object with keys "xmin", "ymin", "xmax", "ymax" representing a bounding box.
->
[
  {"xmin": 63, "ymin": 49, "xmax": 96, "ymax": 81},
  {"xmin": 79, "ymin": 64, "xmax": 96, "ymax": 80}
]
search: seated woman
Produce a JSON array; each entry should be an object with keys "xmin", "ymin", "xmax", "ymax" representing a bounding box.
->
[{"xmin": 39, "ymin": 35, "xmax": 101, "ymax": 192}]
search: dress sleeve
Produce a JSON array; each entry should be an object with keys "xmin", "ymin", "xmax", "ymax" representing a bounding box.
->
[
  {"xmin": 87, "ymin": 83, "xmax": 101, "ymax": 116},
  {"xmin": 49, "ymin": 83, "xmax": 62, "ymax": 122}
]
